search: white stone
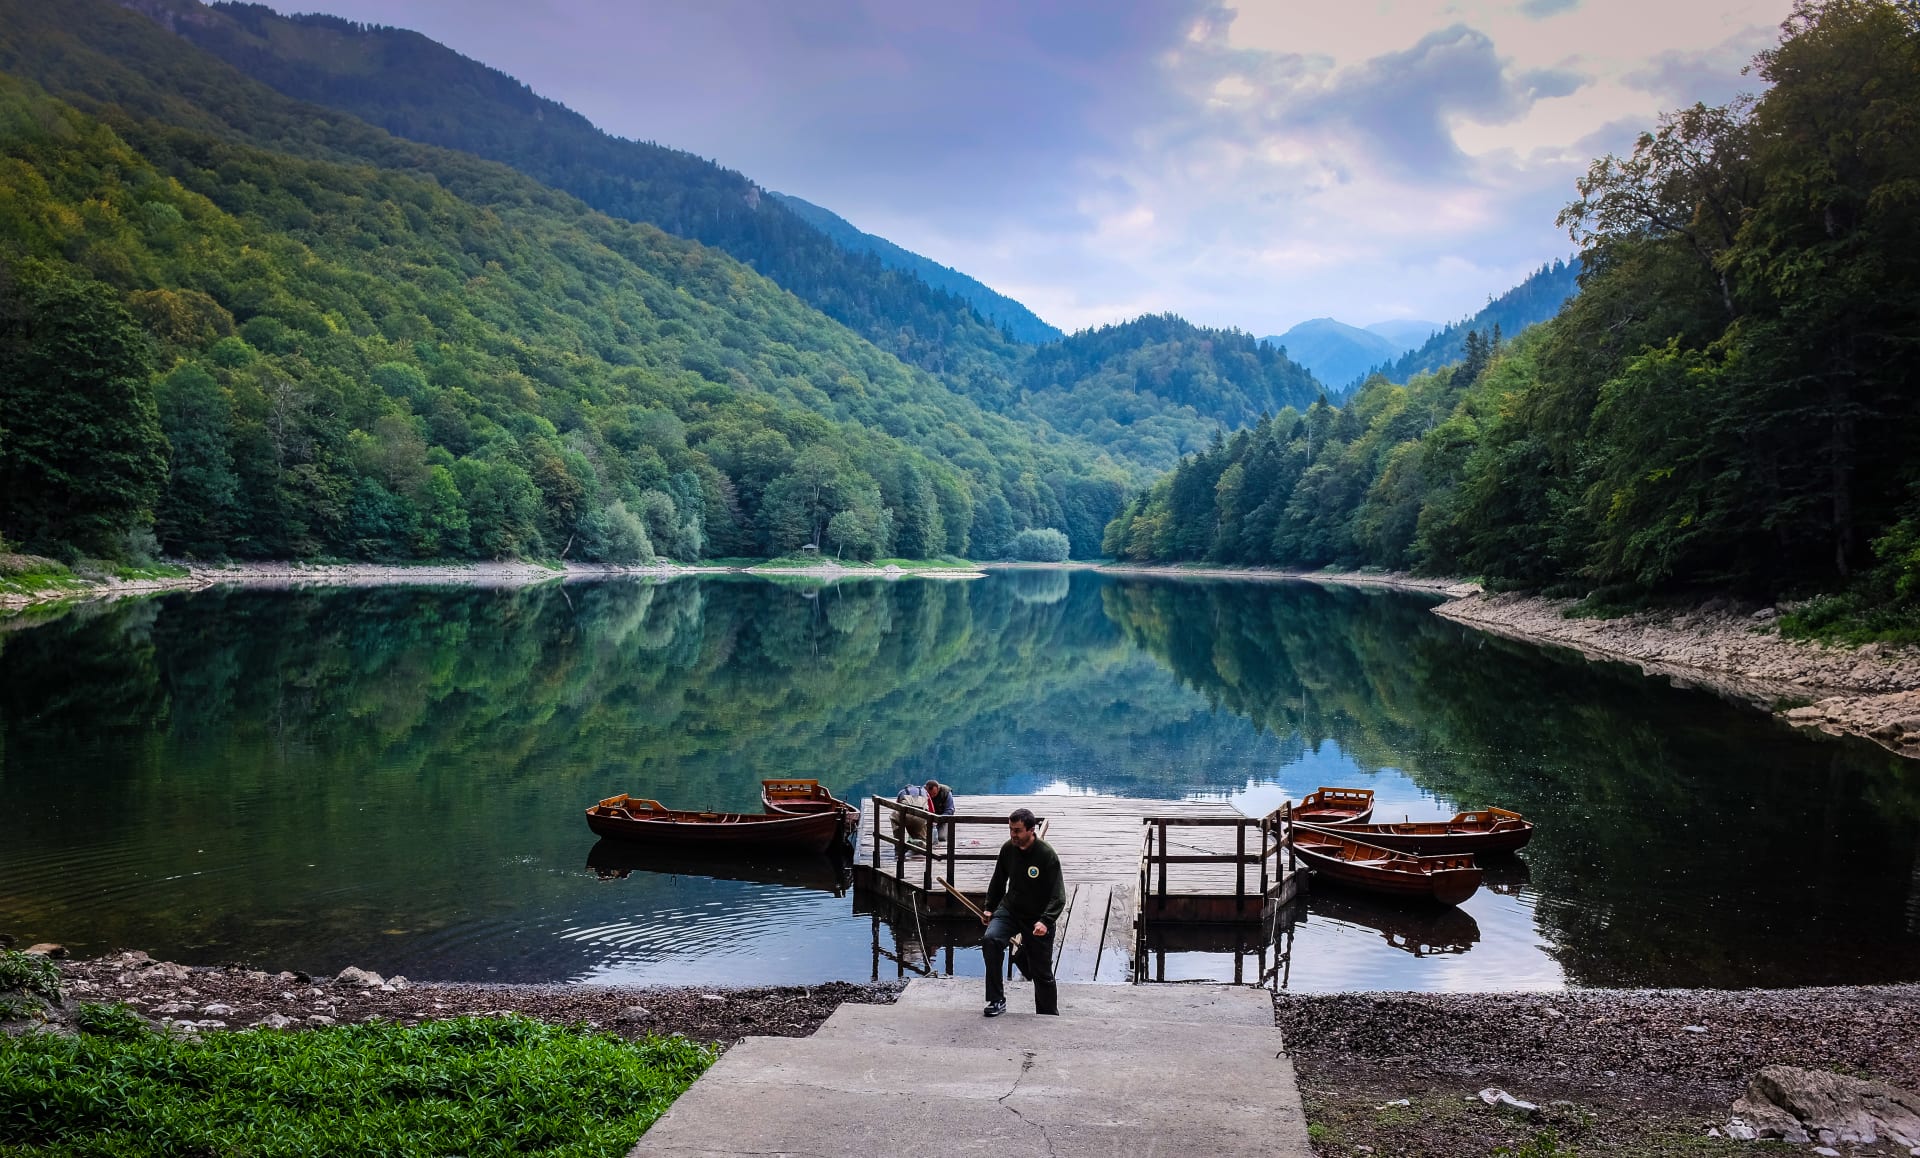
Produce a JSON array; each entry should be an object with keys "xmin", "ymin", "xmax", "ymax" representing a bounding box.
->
[
  {"xmin": 306, "ymin": 1014, "xmax": 336, "ymax": 1026},
  {"xmin": 1682, "ymin": 1024, "xmax": 1708, "ymax": 1033},
  {"xmin": 1814, "ymin": 1148, "xmax": 1841, "ymax": 1156},
  {"xmin": 256, "ymin": 1013, "xmax": 294, "ymax": 1029},
  {"xmin": 334, "ymin": 966, "xmax": 385, "ymax": 988},
  {"xmin": 201, "ymin": 1003, "xmax": 235, "ymax": 1017}
]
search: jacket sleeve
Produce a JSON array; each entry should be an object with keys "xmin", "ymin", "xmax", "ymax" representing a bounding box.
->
[
  {"xmin": 985, "ymin": 845, "xmax": 1010, "ymax": 911},
  {"xmin": 1040, "ymin": 849, "xmax": 1067, "ymax": 924}
]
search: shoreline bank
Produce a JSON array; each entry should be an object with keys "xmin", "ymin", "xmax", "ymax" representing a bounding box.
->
[{"xmin": 1435, "ymin": 590, "xmax": 1920, "ymax": 760}]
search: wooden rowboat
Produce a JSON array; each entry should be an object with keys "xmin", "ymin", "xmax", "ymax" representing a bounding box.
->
[
  {"xmin": 1295, "ymin": 807, "xmax": 1532, "ymax": 856},
  {"xmin": 1289, "ymin": 826, "xmax": 1482, "ymax": 905},
  {"xmin": 1288, "ymin": 786, "xmax": 1376, "ymax": 826},
  {"xmin": 761, "ymin": 779, "xmax": 861, "ymax": 827},
  {"xmin": 585, "ymin": 794, "xmax": 850, "ymax": 853}
]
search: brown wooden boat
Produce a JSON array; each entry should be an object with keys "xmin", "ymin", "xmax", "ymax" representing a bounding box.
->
[
  {"xmin": 1288, "ymin": 786, "xmax": 1376, "ymax": 826},
  {"xmin": 1289, "ymin": 826, "xmax": 1482, "ymax": 905},
  {"xmin": 585, "ymin": 794, "xmax": 850, "ymax": 853},
  {"xmin": 761, "ymin": 779, "xmax": 861, "ymax": 826},
  {"xmin": 1295, "ymin": 807, "xmax": 1532, "ymax": 856}
]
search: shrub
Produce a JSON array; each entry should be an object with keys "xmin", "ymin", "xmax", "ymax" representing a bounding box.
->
[{"xmin": 1007, "ymin": 527, "xmax": 1070, "ymax": 562}]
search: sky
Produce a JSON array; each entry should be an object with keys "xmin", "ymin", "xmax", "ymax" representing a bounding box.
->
[{"xmin": 264, "ymin": 0, "xmax": 1794, "ymax": 336}]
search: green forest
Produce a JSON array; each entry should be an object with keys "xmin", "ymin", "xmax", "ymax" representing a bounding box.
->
[
  {"xmin": 0, "ymin": 0, "xmax": 1341, "ymax": 567},
  {"xmin": 1104, "ymin": 0, "xmax": 1920, "ymax": 630},
  {"xmin": 0, "ymin": 0, "xmax": 1153, "ymax": 565}
]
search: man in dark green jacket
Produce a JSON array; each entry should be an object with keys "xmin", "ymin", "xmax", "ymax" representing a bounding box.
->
[{"xmin": 980, "ymin": 807, "xmax": 1066, "ymax": 1017}]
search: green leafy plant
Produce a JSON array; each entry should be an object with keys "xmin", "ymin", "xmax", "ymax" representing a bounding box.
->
[
  {"xmin": 0, "ymin": 949, "xmax": 63, "ymax": 1004},
  {"xmin": 0, "ymin": 1014, "xmax": 713, "ymax": 1157}
]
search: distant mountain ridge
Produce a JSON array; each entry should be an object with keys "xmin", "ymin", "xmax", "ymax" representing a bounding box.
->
[
  {"xmin": 1260, "ymin": 319, "xmax": 1402, "ymax": 395},
  {"xmin": 1006, "ymin": 315, "xmax": 1324, "ymax": 470},
  {"xmin": 771, "ymin": 193, "xmax": 1062, "ymax": 345},
  {"xmin": 1373, "ymin": 261, "xmax": 1582, "ymax": 383}
]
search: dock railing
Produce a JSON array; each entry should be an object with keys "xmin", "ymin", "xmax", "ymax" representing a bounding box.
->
[
  {"xmin": 1136, "ymin": 804, "xmax": 1292, "ymax": 920},
  {"xmin": 868, "ymin": 795, "xmax": 1033, "ymax": 900}
]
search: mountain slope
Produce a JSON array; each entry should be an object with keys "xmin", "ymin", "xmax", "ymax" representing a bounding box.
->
[
  {"xmin": 1009, "ymin": 315, "xmax": 1324, "ymax": 470},
  {"xmin": 1375, "ymin": 261, "xmax": 1581, "ymax": 382},
  {"xmin": 1363, "ymin": 319, "xmax": 1440, "ymax": 350},
  {"xmin": 771, "ymin": 192, "xmax": 1062, "ymax": 345},
  {"xmin": 1261, "ymin": 319, "xmax": 1399, "ymax": 395},
  {"xmin": 0, "ymin": 1, "xmax": 1130, "ymax": 559},
  {"xmin": 121, "ymin": 0, "xmax": 1029, "ymax": 386}
]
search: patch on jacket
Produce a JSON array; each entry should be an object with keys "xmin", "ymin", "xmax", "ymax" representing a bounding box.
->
[{"xmin": 1027, "ymin": 865, "xmax": 1039, "ymax": 878}]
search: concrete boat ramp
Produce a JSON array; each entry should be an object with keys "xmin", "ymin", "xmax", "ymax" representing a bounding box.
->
[{"xmin": 629, "ymin": 977, "xmax": 1312, "ymax": 1157}]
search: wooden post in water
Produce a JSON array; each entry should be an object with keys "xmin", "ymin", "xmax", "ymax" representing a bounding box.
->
[{"xmin": 1156, "ymin": 820, "xmax": 1168, "ymax": 898}]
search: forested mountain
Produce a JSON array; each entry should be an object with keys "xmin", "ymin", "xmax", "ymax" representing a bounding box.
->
[
  {"xmin": 1260, "ymin": 319, "xmax": 1402, "ymax": 395},
  {"xmin": 992, "ymin": 315, "xmax": 1324, "ymax": 471},
  {"xmin": 1364, "ymin": 319, "xmax": 1440, "ymax": 350},
  {"xmin": 770, "ymin": 193, "xmax": 1063, "ymax": 346},
  {"xmin": 0, "ymin": 0, "xmax": 1130, "ymax": 562},
  {"xmin": 1108, "ymin": 0, "xmax": 1920, "ymax": 630},
  {"xmin": 1372, "ymin": 260, "xmax": 1581, "ymax": 382},
  {"xmin": 120, "ymin": 0, "xmax": 1029, "ymax": 387}
]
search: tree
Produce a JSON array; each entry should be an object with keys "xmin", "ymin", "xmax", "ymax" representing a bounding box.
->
[
  {"xmin": 154, "ymin": 364, "xmax": 239, "ymax": 557},
  {"xmin": 1008, "ymin": 528, "xmax": 1071, "ymax": 562},
  {"xmin": 0, "ymin": 261, "xmax": 168, "ymax": 557}
]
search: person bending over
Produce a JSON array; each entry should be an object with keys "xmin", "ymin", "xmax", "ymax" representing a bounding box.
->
[
  {"xmin": 980, "ymin": 807, "xmax": 1065, "ymax": 1017},
  {"xmin": 924, "ymin": 780, "xmax": 955, "ymax": 845}
]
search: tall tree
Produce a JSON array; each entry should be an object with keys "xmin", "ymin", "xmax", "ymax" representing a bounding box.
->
[{"xmin": 0, "ymin": 261, "xmax": 168, "ymax": 556}]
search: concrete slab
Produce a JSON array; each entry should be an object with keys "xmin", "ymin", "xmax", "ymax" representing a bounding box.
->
[
  {"xmin": 893, "ymin": 976, "xmax": 1275, "ymax": 1025},
  {"xmin": 629, "ymin": 982, "xmax": 1311, "ymax": 1158},
  {"xmin": 814, "ymin": 1002, "xmax": 1286, "ymax": 1053}
]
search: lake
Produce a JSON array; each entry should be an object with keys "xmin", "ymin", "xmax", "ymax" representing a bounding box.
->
[{"xmin": 3, "ymin": 571, "xmax": 1917, "ymax": 991}]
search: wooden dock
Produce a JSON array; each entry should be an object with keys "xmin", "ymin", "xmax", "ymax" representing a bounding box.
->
[{"xmin": 851, "ymin": 793, "xmax": 1301, "ymax": 984}]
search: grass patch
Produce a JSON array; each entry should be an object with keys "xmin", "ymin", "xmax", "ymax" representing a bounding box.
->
[
  {"xmin": 1778, "ymin": 591, "xmax": 1920, "ymax": 646},
  {"xmin": 0, "ymin": 1011, "xmax": 713, "ymax": 1157},
  {"xmin": 0, "ymin": 553, "xmax": 85, "ymax": 599},
  {"xmin": 0, "ymin": 949, "xmax": 62, "ymax": 1005}
]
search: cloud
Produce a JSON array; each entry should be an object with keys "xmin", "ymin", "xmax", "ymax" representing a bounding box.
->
[{"xmin": 1518, "ymin": 0, "xmax": 1580, "ymax": 18}]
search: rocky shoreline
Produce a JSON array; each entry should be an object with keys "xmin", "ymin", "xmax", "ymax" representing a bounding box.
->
[
  {"xmin": 21, "ymin": 949, "xmax": 900, "ymax": 1045},
  {"xmin": 1436, "ymin": 591, "xmax": 1920, "ymax": 759},
  {"xmin": 1278, "ymin": 985, "xmax": 1920, "ymax": 1156}
]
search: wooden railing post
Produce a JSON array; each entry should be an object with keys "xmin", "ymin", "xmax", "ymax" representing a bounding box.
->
[
  {"xmin": 945, "ymin": 820, "xmax": 956, "ymax": 894},
  {"xmin": 1156, "ymin": 820, "xmax": 1167, "ymax": 897},
  {"xmin": 871, "ymin": 796, "xmax": 881, "ymax": 873},
  {"xmin": 1236, "ymin": 821, "xmax": 1247, "ymax": 899}
]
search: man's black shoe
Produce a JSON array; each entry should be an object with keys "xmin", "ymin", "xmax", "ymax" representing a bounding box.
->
[{"xmin": 983, "ymin": 1000, "xmax": 1007, "ymax": 1018}]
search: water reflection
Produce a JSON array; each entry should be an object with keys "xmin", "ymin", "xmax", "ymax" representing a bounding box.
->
[
  {"xmin": 585, "ymin": 841, "xmax": 852, "ymax": 896},
  {"xmin": 1305, "ymin": 893, "xmax": 1483, "ymax": 958},
  {"xmin": 1, "ymin": 572, "xmax": 1916, "ymax": 990}
]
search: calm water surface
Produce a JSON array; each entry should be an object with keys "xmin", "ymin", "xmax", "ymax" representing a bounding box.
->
[{"xmin": 3, "ymin": 572, "xmax": 1917, "ymax": 990}]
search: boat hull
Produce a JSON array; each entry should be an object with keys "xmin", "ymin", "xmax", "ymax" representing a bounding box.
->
[
  {"xmin": 585, "ymin": 797, "xmax": 848, "ymax": 853},
  {"xmin": 1287, "ymin": 786, "xmax": 1376, "ymax": 826},
  {"xmin": 1291, "ymin": 831, "xmax": 1482, "ymax": 906},
  {"xmin": 1295, "ymin": 811, "xmax": 1532, "ymax": 856}
]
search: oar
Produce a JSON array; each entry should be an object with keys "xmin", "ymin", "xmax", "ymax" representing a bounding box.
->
[{"xmin": 936, "ymin": 876, "xmax": 989, "ymax": 923}]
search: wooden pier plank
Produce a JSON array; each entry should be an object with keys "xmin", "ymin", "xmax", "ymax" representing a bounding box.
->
[
  {"xmin": 1053, "ymin": 882, "xmax": 1111, "ymax": 983},
  {"xmin": 1094, "ymin": 883, "xmax": 1136, "ymax": 983}
]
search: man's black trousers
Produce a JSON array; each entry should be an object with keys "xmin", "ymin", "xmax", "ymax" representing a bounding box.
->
[{"xmin": 982, "ymin": 910, "xmax": 1058, "ymax": 1014}]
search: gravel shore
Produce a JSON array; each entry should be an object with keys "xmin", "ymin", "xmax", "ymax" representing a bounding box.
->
[{"xmin": 1277, "ymin": 985, "xmax": 1920, "ymax": 1157}]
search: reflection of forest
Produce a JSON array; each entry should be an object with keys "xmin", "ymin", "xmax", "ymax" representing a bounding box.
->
[
  {"xmin": 1101, "ymin": 580, "xmax": 1920, "ymax": 987},
  {"xmin": 1, "ymin": 574, "xmax": 1917, "ymax": 987}
]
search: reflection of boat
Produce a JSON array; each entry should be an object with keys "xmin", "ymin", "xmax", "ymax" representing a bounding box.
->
[
  {"xmin": 761, "ymin": 778, "xmax": 861, "ymax": 842},
  {"xmin": 586, "ymin": 839, "xmax": 852, "ymax": 895},
  {"xmin": 1479, "ymin": 857, "xmax": 1532, "ymax": 895},
  {"xmin": 1289, "ymin": 787, "xmax": 1376, "ymax": 825},
  {"xmin": 584, "ymin": 795, "xmax": 851, "ymax": 852},
  {"xmin": 1290, "ymin": 827, "xmax": 1482, "ymax": 905},
  {"xmin": 1308, "ymin": 890, "xmax": 1482, "ymax": 957},
  {"xmin": 1297, "ymin": 807, "xmax": 1533, "ymax": 855}
]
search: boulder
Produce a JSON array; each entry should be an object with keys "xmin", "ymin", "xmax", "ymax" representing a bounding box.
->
[
  {"xmin": 201, "ymin": 1003, "xmax": 235, "ymax": 1017},
  {"xmin": 22, "ymin": 943, "xmax": 66, "ymax": 958},
  {"xmin": 334, "ymin": 966, "xmax": 385, "ymax": 988},
  {"xmin": 1729, "ymin": 1065, "xmax": 1920, "ymax": 1148},
  {"xmin": 255, "ymin": 1013, "xmax": 294, "ymax": 1029}
]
